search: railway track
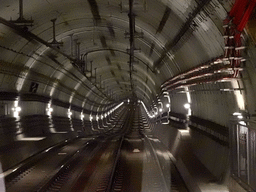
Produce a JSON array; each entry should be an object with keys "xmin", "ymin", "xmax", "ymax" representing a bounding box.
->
[{"xmin": 5, "ymin": 105, "xmax": 188, "ymax": 192}]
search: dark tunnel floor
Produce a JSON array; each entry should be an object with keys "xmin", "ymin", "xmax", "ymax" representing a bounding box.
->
[{"xmin": 0, "ymin": 106, "xmax": 228, "ymax": 191}]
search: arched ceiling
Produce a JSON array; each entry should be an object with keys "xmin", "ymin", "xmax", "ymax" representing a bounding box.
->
[{"xmin": 0, "ymin": 0, "xmax": 231, "ymax": 110}]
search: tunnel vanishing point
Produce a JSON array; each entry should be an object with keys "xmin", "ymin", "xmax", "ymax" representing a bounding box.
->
[{"xmin": 0, "ymin": 0, "xmax": 256, "ymax": 191}]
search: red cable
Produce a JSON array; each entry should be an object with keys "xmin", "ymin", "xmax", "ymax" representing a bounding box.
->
[
  {"xmin": 229, "ymin": 0, "xmax": 248, "ymax": 18},
  {"xmin": 237, "ymin": 0, "xmax": 256, "ymax": 31},
  {"xmin": 232, "ymin": 0, "xmax": 249, "ymax": 25}
]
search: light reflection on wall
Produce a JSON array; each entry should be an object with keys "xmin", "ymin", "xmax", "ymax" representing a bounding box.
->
[
  {"xmin": 231, "ymin": 79, "xmax": 245, "ymax": 110},
  {"xmin": 12, "ymin": 100, "xmax": 21, "ymax": 118},
  {"xmin": 185, "ymin": 86, "xmax": 191, "ymax": 116}
]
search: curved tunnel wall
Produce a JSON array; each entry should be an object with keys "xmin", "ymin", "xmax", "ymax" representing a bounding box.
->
[{"xmin": 0, "ymin": 0, "xmax": 256, "ymax": 191}]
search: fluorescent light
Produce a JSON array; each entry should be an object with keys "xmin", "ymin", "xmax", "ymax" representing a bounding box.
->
[
  {"xmin": 12, "ymin": 105, "xmax": 22, "ymax": 118},
  {"xmin": 46, "ymin": 102, "xmax": 53, "ymax": 116},
  {"xmin": 68, "ymin": 112, "xmax": 72, "ymax": 118},
  {"xmin": 184, "ymin": 103, "xmax": 190, "ymax": 109},
  {"xmin": 13, "ymin": 111, "xmax": 19, "ymax": 118},
  {"xmin": 14, "ymin": 100, "xmax": 18, "ymax": 107},
  {"xmin": 67, "ymin": 109, "xmax": 72, "ymax": 118},
  {"xmin": 16, "ymin": 107, "xmax": 21, "ymax": 112}
]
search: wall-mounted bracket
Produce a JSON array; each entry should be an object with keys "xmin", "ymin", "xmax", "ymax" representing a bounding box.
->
[
  {"xmin": 126, "ymin": 47, "xmax": 141, "ymax": 53},
  {"xmin": 10, "ymin": 0, "xmax": 33, "ymax": 29},
  {"xmin": 88, "ymin": 65, "xmax": 97, "ymax": 83},
  {"xmin": 120, "ymin": 0, "xmax": 147, "ymax": 12},
  {"xmin": 49, "ymin": 18, "xmax": 63, "ymax": 48},
  {"xmin": 124, "ymin": 31, "xmax": 144, "ymax": 39}
]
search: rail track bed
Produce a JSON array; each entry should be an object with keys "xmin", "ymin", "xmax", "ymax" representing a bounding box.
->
[{"xmin": 5, "ymin": 106, "xmax": 188, "ymax": 192}]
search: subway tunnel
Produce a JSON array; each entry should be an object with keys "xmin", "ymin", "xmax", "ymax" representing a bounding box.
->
[{"xmin": 0, "ymin": 0, "xmax": 256, "ymax": 191}]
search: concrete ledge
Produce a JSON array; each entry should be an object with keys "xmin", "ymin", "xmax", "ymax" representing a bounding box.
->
[{"xmin": 169, "ymin": 154, "xmax": 201, "ymax": 192}]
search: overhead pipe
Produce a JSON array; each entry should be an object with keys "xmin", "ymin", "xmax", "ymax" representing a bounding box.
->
[
  {"xmin": 10, "ymin": 0, "xmax": 34, "ymax": 27},
  {"xmin": 0, "ymin": 17, "xmax": 114, "ymax": 102},
  {"xmin": 164, "ymin": 67, "xmax": 241, "ymax": 91},
  {"xmin": 0, "ymin": 16, "xmax": 77, "ymax": 62},
  {"xmin": 237, "ymin": 0, "xmax": 256, "ymax": 32},
  {"xmin": 162, "ymin": 56, "xmax": 224, "ymax": 88},
  {"xmin": 162, "ymin": 57, "xmax": 243, "ymax": 91},
  {"xmin": 5, "ymin": 5, "xmax": 153, "ymax": 104},
  {"xmin": 223, "ymin": 0, "xmax": 255, "ymax": 76},
  {"xmin": 166, "ymin": 74, "xmax": 235, "ymax": 92},
  {"xmin": 50, "ymin": 18, "xmax": 63, "ymax": 47},
  {"xmin": 162, "ymin": 56, "xmax": 223, "ymax": 87}
]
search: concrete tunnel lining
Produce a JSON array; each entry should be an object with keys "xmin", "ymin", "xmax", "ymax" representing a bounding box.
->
[{"xmin": 0, "ymin": 0, "xmax": 256, "ymax": 191}]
